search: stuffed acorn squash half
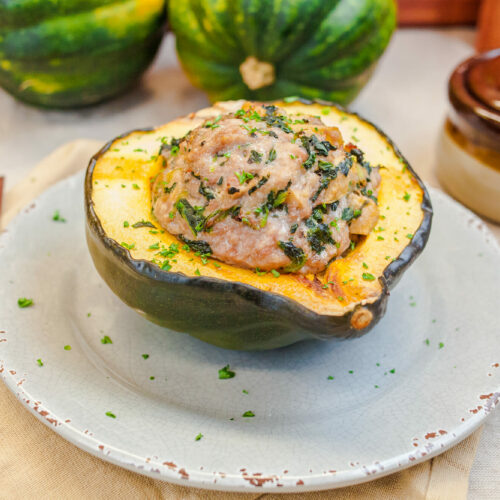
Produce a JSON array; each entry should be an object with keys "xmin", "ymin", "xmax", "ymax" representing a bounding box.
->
[{"xmin": 85, "ymin": 99, "xmax": 432, "ymax": 350}]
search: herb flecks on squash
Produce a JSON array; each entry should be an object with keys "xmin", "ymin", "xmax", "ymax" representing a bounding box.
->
[{"xmin": 86, "ymin": 100, "xmax": 431, "ymax": 350}]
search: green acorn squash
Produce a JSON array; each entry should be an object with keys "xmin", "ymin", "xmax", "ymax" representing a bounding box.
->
[
  {"xmin": 0, "ymin": 0, "xmax": 166, "ymax": 108},
  {"xmin": 85, "ymin": 99, "xmax": 432, "ymax": 350},
  {"xmin": 169, "ymin": 0, "xmax": 396, "ymax": 104}
]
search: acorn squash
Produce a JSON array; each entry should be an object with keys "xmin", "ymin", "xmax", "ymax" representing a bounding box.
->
[
  {"xmin": 85, "ymin": 99, "xmax": 432, "ymax": 350},
  {"xmin": 0, "ymin": 0, "xmax": 166, "ymax": 108},
  {"xmin": 169, "ymin": 0, "xmax": 396, "ymax": 104}
]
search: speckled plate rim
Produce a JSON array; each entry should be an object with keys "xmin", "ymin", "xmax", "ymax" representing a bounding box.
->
[{"xmin": 0, "ymin": 179, "xmax": 499, "ymax": 493}]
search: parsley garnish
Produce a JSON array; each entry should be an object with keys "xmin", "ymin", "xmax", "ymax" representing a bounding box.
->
[
  {"xmin": 18, "ymin": 298, "xmax": 33, "ymax": 308},
  {"xmin": 36, "ymin": 358, "xmax": 43, "ymax": 367},
  {"xmin": 218, "ymin": 365, "xmax": 235, "ymax": 379},
  {"xmin": 142, "ymin": 354, "xmax": 149, "ymax": 359},
  {"xmin": 195, "ymin": 433, "xmax": 203, "ymax": 441},
  {"xmin": 235, "ymin": 171, "xmax": 255, "ymax": 184},
  {"xmin": 52, "ymin": 210, "xmax": 66, "ymax": 222},
  {"xmin": 64, "ymin": 345, "xmax": 71, "ymax": 351},
  {"xmin": 100, "ymin": 335, "xmax": 113, "ymax": 344},
  {"xmin": 105, "ymin": 411, "xmax": 116, "ymax": 418},
  {"xmin": 242, "ymin": 411, "xmax": 255, "ymax": 418},
  {"xmin": 362, "ymin": 272, "xmax": 376, "ymax": 281}
]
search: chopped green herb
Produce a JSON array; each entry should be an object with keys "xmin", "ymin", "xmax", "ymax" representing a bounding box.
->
[
  {"xmin": 438, "ymin": 342, "xmax": 444, "ymax": 349},
  {"xmin": 18, "ymin": 298, "xmax": 33, "ymax": 308},
  {"xmin": 403, "ymin": 192, "xmax": 411, "ymax": 202},
  {"xmin": 149, "ymin": 242, "xmax": 160, "ymax": 250},
  {"xmin": 389, "ymin": 368, "xmax": 396, "ymax": 374},
  {"xmin": 242, "ymin": 411, "xmax": 255, "ymax": 418},
  {"xmin": 195, "ymin": 433, "xmax": 203, "ymax": 441},
  {"xmin": 425, "ymin": 339, "xmax": 430, "ymax": 345},
  {"xmin": 348, "ymin": 370, "xmax": 354, "ymax": 374},
  {"xmin": 175, "ymin": 198, "xmax": 206, "ymax": 235},
  {"xmin": 149, "ymin": 376, "xmax": 155, "ymax": 380},
  {"xmin": 377, "ymin": 236, "xmax": 385, "ymax": 241},
  {"xmin": 278, "ymin": 241, "xmax": 306, "ymax": 272},
  {"xmin": 248, "ymin": 150, "xmax": 263, "ymax": 164},
  {"xmin": 267, "ymin": 148, "xmax": 277, "ymax": 163},
  {"xmin": 132, "ymin": 183, "xmax": 140, "ymax": 190},
  {"xmin": 204, "ymin": 115, "xmax": 222, "ymax": 129},
  {"xmin": 142, "ymin": 354, "xmax": 149, "ymax": 359},
  {"xmin": 64, "ymin": 345, "xmax": 71, "ymax": 351},
  {"xmin": 132, "ymin": 220, "xmax": 156, "ymax": 229},
  {"xmin": 120, "ymin": 242, "xmax": 135, "ymax": 250},
  {"xmin": 123, "ymin": 221, "xmax": 130, "ymax": 228},
  {"xmin": 218, "ymin": 364, "xmax": 235, "ymax": 379},
  {"xmin": 271, "ymin": 269, "xmax": 280, "ymax": 278},
  {"xmin": 242, "ymin": 389, "xmax": 249, "ymax": 394},
  {"xmin": 105, "ymin": 411, "xmax": 116, "ymax": 418},
  {"xmin": 235, "ymin": 170, "xmax": 255, "ymax": 184},
  {"xmin": 52, "ymin": 210, "xmax": 66, "ymax": 222},
  {"xmin": 362, "ymin": 272, "xmax": 376, "ymax": 281},
  {"xmin": 406, "ymin": 233, "xmax": 413, "ymax": 239},
  {"xmin": 178, "ymin": 235, "xmax": 212, "ymax": 255},
  {"xmin": 194, "ymin": 269, "xmax": 201, "ymax": 276},
  {"xmin": 100, "ymin": 335, "xmax": 112, "ymax": 344},
  {"xmin": 327, "ymin": 375, "xmax": 334, "ymax": 380},
  {"xmin": 362, "ymin": 262, "xmax": 368, "ymax": 269},
  {"xmin": 36, "ymin": 358, "xmax": 43, "ymax": 367}
]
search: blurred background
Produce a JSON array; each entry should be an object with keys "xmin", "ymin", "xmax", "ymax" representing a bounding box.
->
[{"xmin": 0, "ymin": 0, "xmax": 498, "ymax": 196}]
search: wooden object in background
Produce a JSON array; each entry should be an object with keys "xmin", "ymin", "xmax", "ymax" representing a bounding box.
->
[
  {"xmin": 398, "ymin": 0, "xmax": 480, "ymax": 25},
  {"xmin": 476, "ymin": 0, "xmax": 500, "ymax": 51}
]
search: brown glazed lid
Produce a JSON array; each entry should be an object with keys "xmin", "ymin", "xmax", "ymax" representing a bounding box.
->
[{"xmin": 449, "ymin": 48, "xmax": 500, "ymax": 148}]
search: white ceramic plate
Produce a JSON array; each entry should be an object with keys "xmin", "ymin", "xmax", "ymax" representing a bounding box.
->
[{"xmin": 0, "ymin": 172, "xmax": 499, "ymax": 493}]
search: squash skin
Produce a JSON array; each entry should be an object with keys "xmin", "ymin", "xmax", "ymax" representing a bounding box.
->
[
  {"xmin": 169, "ymin": 0, "xmax": 396, "ymax": 104},
  {"xmin": 85, "ymin": 99, "xmax": 432, "ymax": 351},
  {"xmin": 0, "ymin": 0, "xmax": 166, "ymax": 108}
]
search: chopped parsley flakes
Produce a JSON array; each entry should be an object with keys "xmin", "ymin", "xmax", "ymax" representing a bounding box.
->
[
  {"xmin": 218, "ymin": 364, "xmax": 235, "ymax": 379},
  {"xmin": 52, "ymin": 210, "xmax": 66, "ymax": 222},
  {"xmin": 18, "ymin": 298, "xmax": 33, "ymax": 308}
]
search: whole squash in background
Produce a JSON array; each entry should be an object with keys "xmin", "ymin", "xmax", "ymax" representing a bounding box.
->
[
  {"xmin": 169, "ymin": 0, "xmax": 396, "ymax": 104},
  {"xmin": 0, "ymin": 0, "xmax": 166, "ymax": 108}
]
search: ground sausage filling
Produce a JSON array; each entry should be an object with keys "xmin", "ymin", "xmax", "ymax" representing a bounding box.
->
[{"xmin": 152, "ymin": 102, "xmax": 381, "ymax": 275}]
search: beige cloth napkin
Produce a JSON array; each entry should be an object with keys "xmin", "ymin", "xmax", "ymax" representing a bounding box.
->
[{"xmin": 0, "ymin": 140, "xmax": 487, "ymax": 499}]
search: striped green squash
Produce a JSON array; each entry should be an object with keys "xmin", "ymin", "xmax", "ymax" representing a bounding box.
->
[
  {"xmin": 169, "ymin": 0, "xmax": 396, "ymax": 104},
  {"xmin": 0, "ymin": 0, "xmax": 166, "ymax": 108}
]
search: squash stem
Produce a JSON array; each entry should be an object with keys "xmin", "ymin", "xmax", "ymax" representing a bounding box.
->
[{"xmin": 239, "ymin": 56, "xmax": 275, "ymax": 90}]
